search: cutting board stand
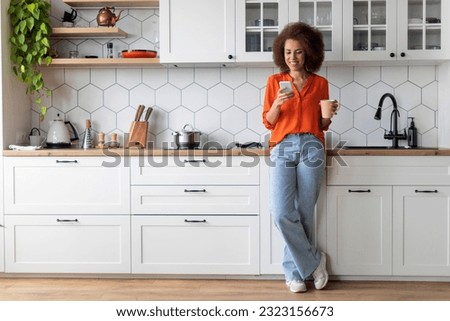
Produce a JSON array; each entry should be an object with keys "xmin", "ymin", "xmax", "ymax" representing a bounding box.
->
[{"xmin": 127, "ymin": 121, "xmax": 148, "ymax": 148}]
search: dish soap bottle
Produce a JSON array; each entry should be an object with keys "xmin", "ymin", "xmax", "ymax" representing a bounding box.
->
[
  {"xmin": 81, "ymin": 119, "xmax": 94, "ymax": 149},
  {"xmin": 407, "ymin": 117, "xmax": 417, "ymax": 148}
]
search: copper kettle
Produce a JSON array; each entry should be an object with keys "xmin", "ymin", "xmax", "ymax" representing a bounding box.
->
[{"xmin": 96, "ymin": 7, "xmax": 123, "ymax": 27}]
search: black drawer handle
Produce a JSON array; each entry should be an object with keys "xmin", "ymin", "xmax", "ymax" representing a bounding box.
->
[
  {"xmin": 56, "ymin": 219, "xmax": 79, "ymax": 223},
  {"xmin": 184, "ymin": 159, "xmax": 206, "ymax": 163},
  {"xmin": 184, "ymin": 189, "xmax": 206, "ymax": 193},
  {"xmin": 415, "ymin": 189, "xmax": 438, "ymax": 193},
  {"xmin": 184, "ymin": 219, "xmax": 207, "ymax": 223},
  {"xmin": 56, "ymin": 160, "xmax": 78, "ymax": 163},
  {"xmin": 348, "ymin": 189, "xmax": 371, "ymax": 193}
]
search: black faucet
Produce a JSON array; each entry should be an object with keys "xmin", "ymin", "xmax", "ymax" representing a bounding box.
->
[{"xmin": 374, "ymin": 93, "xmax": 407, "ymax": 148}]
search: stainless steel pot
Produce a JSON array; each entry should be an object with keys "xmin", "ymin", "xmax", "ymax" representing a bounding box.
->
[{"xmin": 172, "ymin": 124, "xmax": 202, "ymax": 149}]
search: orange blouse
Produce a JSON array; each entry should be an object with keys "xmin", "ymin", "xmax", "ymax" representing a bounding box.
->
[{"xmin": 262, "ymin": 72, "xmax": 330, "ymax": 147}]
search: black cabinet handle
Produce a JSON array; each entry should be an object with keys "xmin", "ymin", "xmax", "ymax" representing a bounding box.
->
[
  {"xmin": 348, "ymin": 189, "xmax": 371, "ymax": 193},
  {"xmin": 184, "ymin": 159, "xmax": 206, "ymax": 163},
  {"xmin": 390, "ymin": 52, "xmax": 395, "ymax": 58},
  {"xmin": 184, "ymin": 189, "xmax": 206, "ymax": 193},
  {"xmin": 184, "ymin": 219, "xmax": 207, "ymax": 223},
  {"xmin": 415, "ymin": 189, "xmax": 438, "ymax": 193},
  {"xmin": 57, "ymin": 219, "xmax": 79, "ymax": 222},
  {"xmin": 228, "ymin": 54, "xmax": 233, "ymax": 59},
  {"xmin": 400, "ymin": 52, "xmax": 406, "ymax": 57},
  {"xmin": 56, "ymin": 160, "xmax": 78, "ymax": 163}
]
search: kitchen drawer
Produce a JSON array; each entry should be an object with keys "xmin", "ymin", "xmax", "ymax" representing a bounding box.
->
[
  {"xmin": 131, "ymin": 215, "xmax": 259, "ymax": 274},
  {"xmin": 130, "ymin": 156, "xmax": 259, "ymax": 185},
  {"xmin": 4, "ymin": 215, "xmax": 130, "ymax": 273},
  {"xmin": 327, "ymin": 156, "xmax": 450, "ymax": 185},
  {"xmin": 131, "ymin": 185, "xmax": 259, "ymax": 215},
  {"xmin": 4, "ymin": 157, "xmax": 130, "ymax": 214}
]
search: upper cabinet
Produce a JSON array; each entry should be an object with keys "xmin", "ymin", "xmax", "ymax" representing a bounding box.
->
[
  {"xmin": 288, "ymin": 0, "xmax": 343, "ymax": 61},
  {"xmin": 343, "ymin": 0, "xmax": 449, "ymax": 61},
  {"xmin": 235, "ymin": 0, "xmax": 289, "ymax": 63},
  {"xmin": 160, "ymin": 0, "xmax": 236, "ymax": 64}
]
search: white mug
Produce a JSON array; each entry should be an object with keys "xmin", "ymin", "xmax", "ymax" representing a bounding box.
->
[{"xmin": 29, "ymin": 135, "xmax": 45, "ymax": 147}]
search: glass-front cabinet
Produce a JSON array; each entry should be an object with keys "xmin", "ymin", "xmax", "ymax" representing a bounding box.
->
[
  {"xmin": 289, "ymin": 0, "xmax": 343, "ymax": 61},
  {"xmin": 397, "ymin": 0, "xmax": 448, "ymax": 59},
  {"xmin": 343, "ymin": 0, "xmax": 449, "ymax": 61},
  {"xmin": 236, "ymin": 0, "xmax": 289, "ymax": 62}
]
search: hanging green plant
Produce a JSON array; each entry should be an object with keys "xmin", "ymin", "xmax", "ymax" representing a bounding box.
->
[{"xmin": 8, "ymin": 0, "xmax": 53, "ymax": 121}]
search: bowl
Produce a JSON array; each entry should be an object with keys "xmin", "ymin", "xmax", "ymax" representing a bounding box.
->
[{"xmin": 122, "ymin": 50, "xmax": 157, "ymax": 58}]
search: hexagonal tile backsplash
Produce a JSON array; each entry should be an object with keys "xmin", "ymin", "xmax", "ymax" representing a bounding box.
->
[{"xmin": 39, "ymin": 3, "xmax": 438, "ymax": 148}]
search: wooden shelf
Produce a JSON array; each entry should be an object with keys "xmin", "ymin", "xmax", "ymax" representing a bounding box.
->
[
  {"xmin": 51, "ymin": 27, "xmax": 127, "ymax": 38},
  {"xmin": 44, "ymin": 58, "xmax": 161, "ymax": 68},
  {"xmin": 63, "ymin": 0, "xmax": 159, "ymax": 8}
]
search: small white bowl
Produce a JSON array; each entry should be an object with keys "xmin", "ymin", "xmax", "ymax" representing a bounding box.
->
[{"xmin": 62, "ymin": 21, "xmax": 74, "ymax": 27}]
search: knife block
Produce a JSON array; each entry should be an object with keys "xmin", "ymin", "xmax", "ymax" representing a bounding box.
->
[{"xmin": 127, "ymin": 121, "xmax": 148, "ymax": 148}]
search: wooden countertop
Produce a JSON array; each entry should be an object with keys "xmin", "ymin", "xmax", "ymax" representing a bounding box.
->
[
  {"xmin": 328, "ymin": 147, "xmax": 450, "ymax": 156},
  {"xmin": 4, "ymin": 147, "xmax": 450, "ymax": 157},
  {"xmin": 3, "ymin": 147, "xmax": 271, "ymax": 157}
]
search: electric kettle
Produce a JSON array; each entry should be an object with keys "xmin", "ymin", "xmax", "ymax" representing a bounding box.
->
[{"xmin": 46, "ymin": 114, "xmax": 79, "ymax": 148}]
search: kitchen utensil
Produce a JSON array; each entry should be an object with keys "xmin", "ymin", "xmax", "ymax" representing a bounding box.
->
[
  {"xmin": 144, "ymin": 106, "xmax": 153, "ymax": 121},
  {"xmin": 127, "ymin": 105, "xmax": 149, "ymax": 148},
  {"xmin": 97, "ymin": 7, "xmax": 123, "ymax": 27},
  {"xmin": 46, "ymin": 114, "xmax": 79, "ymax": 148},
  {"xmin": 172, "ymin": 124, "xmax": 202, "ymax": 149},
  {"xmin": 62, "ymin": 9, "xmax": 77, "ymax": 23},
  {"xmin": 122, "ymin": 50, "xmax": 157, "ymax": 58}
]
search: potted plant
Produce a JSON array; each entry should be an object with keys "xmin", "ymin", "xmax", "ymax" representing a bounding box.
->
[{"xmin": 8, "ymin": 0, "xmax": 53, "ymax": 121}]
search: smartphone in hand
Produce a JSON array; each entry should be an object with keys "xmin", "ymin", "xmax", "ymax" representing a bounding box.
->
[{"xmin": 279, "ymin": 81, "xmax": 293, "ymax": 93}]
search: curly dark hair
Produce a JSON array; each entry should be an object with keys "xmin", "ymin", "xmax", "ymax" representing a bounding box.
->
[{"xmin": 272, "ymin": 22, "xmax": 324, "ymax": 73}]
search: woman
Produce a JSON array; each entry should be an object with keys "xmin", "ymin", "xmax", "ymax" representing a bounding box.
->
[{"xmin": 262, "ymin": 22, "xmax": 337, "ymax": 293}]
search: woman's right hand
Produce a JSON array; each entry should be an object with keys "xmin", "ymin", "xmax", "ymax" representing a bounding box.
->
[{"xmin": 274, "ymin": 87, "xmax": 294, "ymax": 107}]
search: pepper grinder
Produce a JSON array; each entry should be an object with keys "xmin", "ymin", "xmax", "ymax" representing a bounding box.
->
[
  {"xmin": 97, "ymin": 131, "xmax": 105, "ymax": 148},
  {"xmin": 81, "ymin": 119, "xmax": 94, "ymax": 149}
]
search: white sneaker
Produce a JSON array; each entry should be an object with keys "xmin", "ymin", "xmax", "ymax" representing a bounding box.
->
[
  {"xmin": 286, "ymin": 280, "xmax": 307, "ymax": 293},
  {"xmin": 312, "ymin": 251, "xmax": 328, "ymax": 290}
]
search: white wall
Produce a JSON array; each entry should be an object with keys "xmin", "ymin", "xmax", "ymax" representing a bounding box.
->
[{"xmin": 438, "ymin": 62, "xmax": 450, "ymax": 148}]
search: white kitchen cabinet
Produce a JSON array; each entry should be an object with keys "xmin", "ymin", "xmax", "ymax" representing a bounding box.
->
[
  {"xmin": 327, "ymin": 186, "xmax": 393, "ymax": 275},
  {"xmin": 0, "ymin": 219, "xmax": 4, "ymax": 273},
  {"xmin": 393, "ymin": 186, "xmax": 450, "ymax": 276},
  {"xmin": 3, "ymin": 157, "xmax": 130, "ymax": 215},
  {"xmin": 235, "ymin": 0, "xmax": 289, "ymax": 63},
  {"xmin": 4, "ymin": 215, "xmax": 130, "ymax": 273},
  {"xmin": 132, "ymin": 185, "xmax": 259, "ymax": 215},
  {"xmin": 130, "ymin": 155, "xmax": 261, "ymax": 274},
  {"xmin": 343, "ymin": 0, "xmax": 449, "ymax": 61},
  {"xmin": 327, "ymin": 155, "xmax": 450, "ymax": 278},
  {"xmin": 160, "ymin": 0, "xmax": 236, "ymax": 64},
  {"xmin": 288, "ymin": 0, "xmax": 343, "ymax": 61},
  {"xmin": 132, "ymin": 216, "xmax": 259, "ymax": 274}
]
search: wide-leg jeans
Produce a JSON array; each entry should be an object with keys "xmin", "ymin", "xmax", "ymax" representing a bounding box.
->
[{"xmin": 269, "ymin": 134, "xmax": 325, "ymax": 282}]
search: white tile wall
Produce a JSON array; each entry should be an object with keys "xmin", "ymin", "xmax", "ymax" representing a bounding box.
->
[{"xmin": 39, "ymin": 3, "xmax": 439, "ymax": 148}]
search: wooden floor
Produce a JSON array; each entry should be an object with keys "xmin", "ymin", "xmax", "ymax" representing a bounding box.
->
[{"xmin": 1, "ymin": 278, "xmax": 449, "ymax": 301}]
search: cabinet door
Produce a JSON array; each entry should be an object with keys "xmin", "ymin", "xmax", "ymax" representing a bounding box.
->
[
  {"xmin": 393, "ymin": 187, "xmax": 450, "ymax": 276},
  {"xmin": 0, "ymin": 219, "xmax": 4, "ymax": 273},
  {"xmin": 397, "ymin": 0, "xmax": 449, "ymax": 60},
  {"xmin": 160, "ymin": 0, "xmax": 235, "ymax": 64},
  {"xmin": 289, "ymin": 0, "xmax": 343, "ymax": 61},
  {"xmin": 343, "ymin": 0, "xmax": 397, "ymax": 60},
  {"xmin": 3, "ymin": 157, "xmax": 130, "ymax": 215},
  {"xmin": 235, "ymin": 0, "xmax": 289, "ymax": 63},
  {"xmin": 4, "ymin": 215, "xmax": 130, "ymax": 273},
  {"xmin": 327, "ymin": 186, "xmax": 392, "ymax": 275},
  {"xmin": 132, "ymin": 216, "xmax": 259, "ymax": 274}
]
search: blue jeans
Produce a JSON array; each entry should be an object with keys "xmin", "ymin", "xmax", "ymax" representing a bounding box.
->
[{"xmin": 269, "ymin": 134, "xmax": 325, "ymax": 282}]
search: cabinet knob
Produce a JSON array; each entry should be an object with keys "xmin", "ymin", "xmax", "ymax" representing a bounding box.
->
[
  {"xmin": 400, "ymin": 52, "xmax": 406, "ymax": 57},
  {"xmin": 390, "ymin": 52, "xmax": 395, "ymax": 58},
  {"xmin": 228, "ymin": 54, "xmax": 233, "ymax": 60}
]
